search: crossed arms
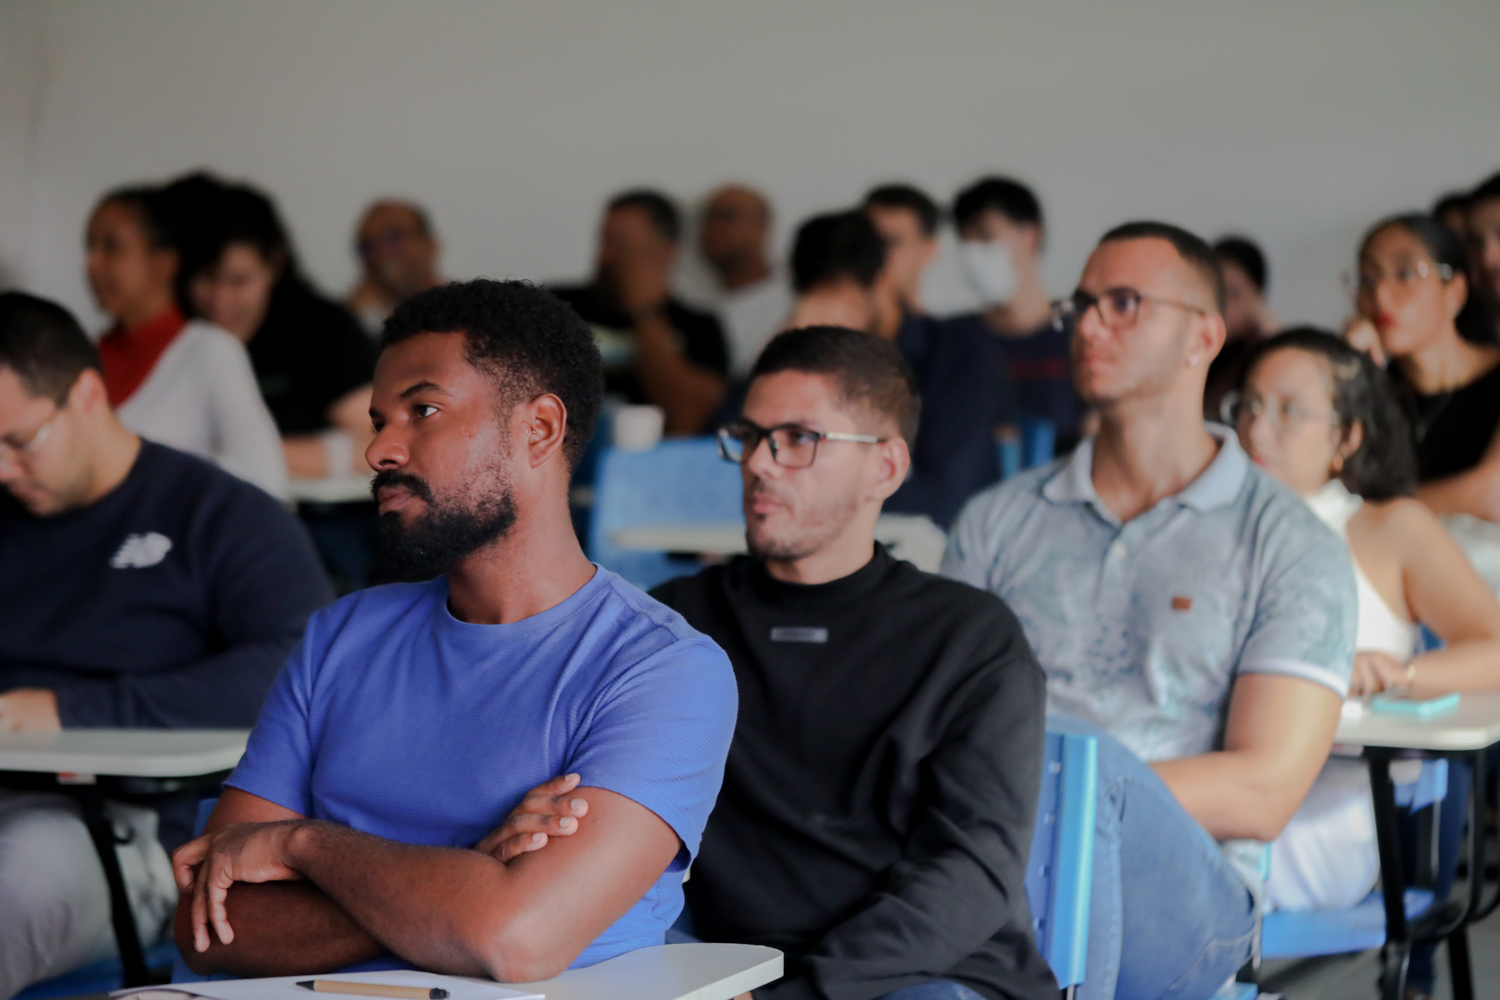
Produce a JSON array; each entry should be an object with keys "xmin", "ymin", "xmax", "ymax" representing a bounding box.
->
[{"xmin": 173, "ymin": 775, "xmax": 680, "ymax": 982}]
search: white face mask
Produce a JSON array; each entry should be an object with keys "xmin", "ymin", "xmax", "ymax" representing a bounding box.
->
[{"xmin": 957, "ymin": 239, "xmax": 1019, "ymax": 307}]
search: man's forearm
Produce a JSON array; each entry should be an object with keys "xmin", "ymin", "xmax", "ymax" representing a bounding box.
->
[
  {"xmin": 633, "ymin": 316, "xmax": 727, "ymax": 435},
  {"xmin": 286, "ymin": 821, "xmax": 535, "ymax": 979},
  {"xmin": 1152, "ymin": 750, "xmax": 1301, "ymax": 841},
  {"xmin": 175, "ymin": 881, "xmax": 382, "ymax": 976}
]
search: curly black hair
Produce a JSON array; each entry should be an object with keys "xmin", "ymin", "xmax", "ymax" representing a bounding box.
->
[
  {"xmin": 1237, "ymin": 326, "xmax": 1418, "ymax": 501},
  {"xmin": 381, "ymin": 279, "xmax": 603, "ymax": 469}
]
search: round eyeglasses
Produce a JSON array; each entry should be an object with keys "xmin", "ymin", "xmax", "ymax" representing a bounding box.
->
[
  {"xmin": 1220, "ymin": 390, "xmax": 1341, "ymax": 435},
  {"xmin": 1049, "ymin": 287, "xmax": 1210, "ymax": 334}
]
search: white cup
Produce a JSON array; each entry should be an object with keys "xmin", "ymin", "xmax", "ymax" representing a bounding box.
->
[{"xmin": 612, "ymin": 404, "xmax": 666, "ymax": 452}]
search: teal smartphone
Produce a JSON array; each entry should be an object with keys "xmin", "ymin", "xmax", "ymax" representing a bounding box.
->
[{"xmin": 1369, "ymin": 691, "xmax": 1461, "ymax": 717}]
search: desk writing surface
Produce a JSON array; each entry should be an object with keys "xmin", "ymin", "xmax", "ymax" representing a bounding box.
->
[
  {"xmin": 152, "ymin": 945, "xmax": 784, "ymax": 1000},
  {"xmin": 510, "ymin": 942, "xmax": 783, "ymax": 1000},
  {"xmin": 1335, "ymin": 691, "xmax": 1500, "ymax": 752},
  {"xmin": 0, "ymin": 728, "xmax": 249, "ymax": 777}
]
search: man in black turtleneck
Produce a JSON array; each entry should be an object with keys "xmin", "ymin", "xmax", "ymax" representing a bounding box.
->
[{"xmin": 651, "ymin": 326, "xmax": 1053, "ymax": 1000}]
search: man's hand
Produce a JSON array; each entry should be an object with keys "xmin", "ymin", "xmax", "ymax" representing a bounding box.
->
[
  {"xmin": 173, "ymin": 821, "xmax": 307, "ymax": 953},
  {"xmin": 1349, "ymin": 650, "xmax": 1411, "ymax": 696},
  {"xmin": 613, "ymin": 245, "xmax": 674, "ymax": 320},
  {"xmin": 0, "ymin": 689, "xmax": 61, "ymax": 732},
  {"xmin": 474, "ymin": 773, "xmax": 589, "ymax": 863}
]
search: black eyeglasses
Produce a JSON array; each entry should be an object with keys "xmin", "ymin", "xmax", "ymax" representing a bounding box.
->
[
  {"xmin": 717, "ymin": 419, "xmax": 886, "ymax": 469},
  {"xmin": 1049, "ymin": 287, "xmax": 1210, "ymax": 333}
]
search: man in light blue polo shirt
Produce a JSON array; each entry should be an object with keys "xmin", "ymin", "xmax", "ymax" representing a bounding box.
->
[
  {"xmin": 945, "ymin": 223, "xmax": 1356, "ymax": 1000},
  {"xmin": 169, "ymin": 279, "xmax": 737, "ymax": 982}
]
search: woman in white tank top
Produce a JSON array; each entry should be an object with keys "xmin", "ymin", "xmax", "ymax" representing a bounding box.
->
[{"xmin": 1227, "ymin": 328, "xmax": 1500, "ymax": 911}]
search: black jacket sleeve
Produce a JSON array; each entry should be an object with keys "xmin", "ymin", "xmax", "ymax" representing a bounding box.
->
[
  {"xmin": 763, "ymin": 618, "xmax": 1050, "ymax": 1000},
  {"xmin": 52, "ymin": 485, "xmax": 332, "ymax": 728}
]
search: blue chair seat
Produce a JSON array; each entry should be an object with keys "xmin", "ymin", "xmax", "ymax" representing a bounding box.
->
[
  {"xmin": 16, "ymin": 940, "xmax": 180, "ymax": 1000},
  {"xmin": 1262, "ymin": 888, "xmax": 1435, "ymax": 960}
]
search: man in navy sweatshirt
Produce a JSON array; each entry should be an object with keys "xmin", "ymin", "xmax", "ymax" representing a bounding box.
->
[{"xmin": 0, "ymin": 292, "xmax": 331, "ymax": 998}]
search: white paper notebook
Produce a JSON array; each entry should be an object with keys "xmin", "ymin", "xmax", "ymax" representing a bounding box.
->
[{"xmin": 112, "ymin": 971, "xmax": 542, "ymax": 1000}]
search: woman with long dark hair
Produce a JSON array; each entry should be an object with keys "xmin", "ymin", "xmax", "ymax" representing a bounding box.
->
[
  {"xmin": 1346, "ymin": 214, "xmax": 1500, "ymax": 520},
  {"xmin": 1228, "ymin": 328, "xmax": 1500, "ymax": 917},
  {"xmin": 166, "ymin": 173, "xmax": 377, "ymax": 480},
  {"xmin": 84, "ymin": 185, "xmax": 285, "ymax": 496}
]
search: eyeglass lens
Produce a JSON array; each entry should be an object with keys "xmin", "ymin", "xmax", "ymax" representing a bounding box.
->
[
  {"xmin": 1054, "ymin": 289, "xmax": 1144, "ymax": 331},
  {"xmin": 719, "ymin": 424, "xmax": 821, "ymax": 468}
]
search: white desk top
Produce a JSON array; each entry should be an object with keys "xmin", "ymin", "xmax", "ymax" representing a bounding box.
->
[
  {"xmin": 179, "ymin": 944, "xmax": 782, "ymax": 1000},
  {"xmin": 511, "ymin": 942, "xmax": 782, "ymax": 1000},
  {"xmin": 287, "ymin": 475, "xmax": 375, "ymax": 505},
  {"xmin": 612, "ymin": 514, "xmax": 947, "ymax": 573},
  {"xmin": 0, "ymin": 728, "xmax": 249, "ymax": 778},
  {"xmin": 1335, "ymin": 691, "xmax": 1500, "ymax": 751}
]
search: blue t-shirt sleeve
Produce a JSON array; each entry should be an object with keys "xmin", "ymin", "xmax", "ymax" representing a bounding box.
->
[
  {"xmin": 223, "ymin": 609, "xmax": 327, "ymax": 816},
  {"xmin": 567, "ymin": 633, "xmax": 737, "ymax": 871}
]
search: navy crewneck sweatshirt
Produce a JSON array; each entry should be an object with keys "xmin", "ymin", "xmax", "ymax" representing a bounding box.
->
[{"xmin": 1, "ymin": 441, "xmax": 331, "ymax": 846}]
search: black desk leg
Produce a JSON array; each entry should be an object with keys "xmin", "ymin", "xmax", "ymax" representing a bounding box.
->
[
  {"xmin": 1448, "ymin": 748, "xmax": 1485, "ymax": 1000},
  {"xmin": 1449, "ymin": 925, "xmax": 1474, "ymax": 1000},
  {"xmin": 75, "ymin": 786, "xmax": 149, "ymax": 986},
  {"xmin": 1371, "ymin": 754, "xmax": 1409, "ymax": 1000}
]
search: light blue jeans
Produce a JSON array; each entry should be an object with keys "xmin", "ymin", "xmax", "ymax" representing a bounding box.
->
[{"xmin": 1049, "ymin": 717, "xmax": 1256, "ymax": 1000}]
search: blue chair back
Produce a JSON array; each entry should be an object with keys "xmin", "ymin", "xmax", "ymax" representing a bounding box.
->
[
  {"xmin": 1022, "ymin": 418, "xmax": 1056, "ymax": 470},
  {"xmin": 998, "ymin": 419, "xmax": 1058, "ymax": 481},
  {"xmin": 588, "ymin": 439, "xmax": 744, "ymax": 590},
  {"xmin": 1026, "ymin": 729, "xmax": 1097, "ymax": 991}
]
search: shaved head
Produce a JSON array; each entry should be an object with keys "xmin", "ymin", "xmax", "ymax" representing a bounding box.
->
[{"xmin": 700, "ymin": 185, "xmax": 773, "ymax": 287}]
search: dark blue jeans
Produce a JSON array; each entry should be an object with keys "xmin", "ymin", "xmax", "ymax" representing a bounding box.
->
[{"xmin": 1048, "ymin": 717, "xmax": 1257, "ymax": 1000}]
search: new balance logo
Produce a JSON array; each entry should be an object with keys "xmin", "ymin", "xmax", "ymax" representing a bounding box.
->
[{"xmin": 110, "ymin": 532, "xmax": 173, "ymax": 569}]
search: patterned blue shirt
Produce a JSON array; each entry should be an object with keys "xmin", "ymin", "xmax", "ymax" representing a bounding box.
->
[{"xmin": 942, "ymin": 426, "xmax": 1356, "ymax": 764}]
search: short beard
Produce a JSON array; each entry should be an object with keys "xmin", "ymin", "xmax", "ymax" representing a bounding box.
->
[
  {"xmin": 373, "ymin": 470, "xmax": 517, "ymax": 582},
  {"xmin": 743, "ymin": 480, "xmax": 859, "ymax": 563}
]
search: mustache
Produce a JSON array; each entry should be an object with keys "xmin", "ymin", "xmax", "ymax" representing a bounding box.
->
[
  {"xmin": 371, "ymin": 469, "xmax": 434, "ymax": 505},
  {"xmin": 744, "ymin": 478, "xmax": 790, "ymax": 507}
]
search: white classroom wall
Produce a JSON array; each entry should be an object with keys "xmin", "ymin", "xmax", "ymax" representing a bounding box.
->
[{"xmin": 2, "ymin": 0, "xmax": 1499, "ymax": 331}]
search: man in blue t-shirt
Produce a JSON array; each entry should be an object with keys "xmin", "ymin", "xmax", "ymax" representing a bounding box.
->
[{"xmin": 172, "ymin": 279, "xmax": 738, "ymax": 982}]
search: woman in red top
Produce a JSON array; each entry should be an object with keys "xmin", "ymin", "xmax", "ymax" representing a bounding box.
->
[
  {"xmin": 83, "ymin": 187, "xmax": 285, "ymax": 496},
  {"xmin": 86, "ymin": 188, "xmax": 186, "ymax": 405}
]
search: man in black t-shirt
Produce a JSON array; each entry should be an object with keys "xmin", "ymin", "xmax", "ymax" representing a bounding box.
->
[
  {"xmin": 0, "ymin": 293, "xmax": 330, "ymax": 996},
  {"xmin": 550, "ymin": 190, "xmax": 729, "ymax": 436}
]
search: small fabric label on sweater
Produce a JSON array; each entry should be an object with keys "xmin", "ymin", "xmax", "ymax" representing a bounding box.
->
[{"xmin": 770, "ymin": 626, "xmax": 829, "ymax": 643}]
